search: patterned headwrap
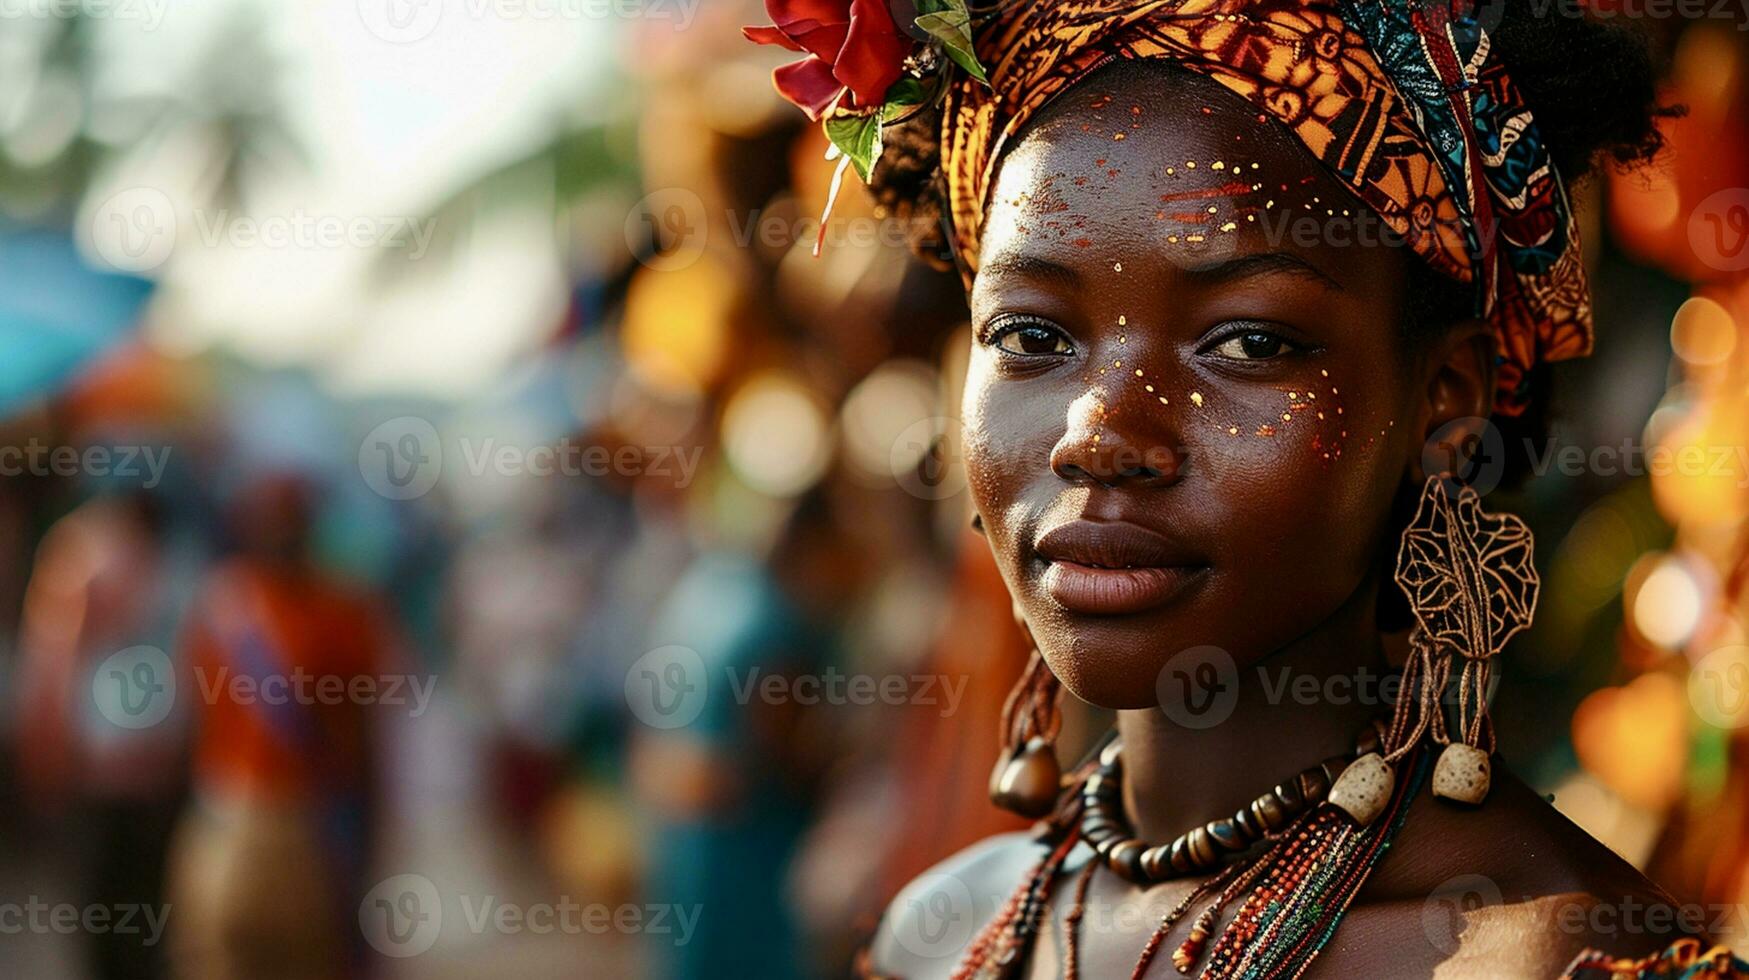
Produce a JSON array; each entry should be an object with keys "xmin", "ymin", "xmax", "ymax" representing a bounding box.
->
[{"xmin": 939, "ymin": 0, "xmax": 1590, "ymax": 415}]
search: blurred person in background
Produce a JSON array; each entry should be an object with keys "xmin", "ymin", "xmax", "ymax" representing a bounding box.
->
[
  {"xmin": 630, "ymin": 488, "xmax": 858, "ymax": 980},
  {"xmin": 164, "ymin": 470, "xmax": 398, "ymax": 980},
  {"xmin": 13, "ymin": 482, "xmax": 195, "ymax": 980}
]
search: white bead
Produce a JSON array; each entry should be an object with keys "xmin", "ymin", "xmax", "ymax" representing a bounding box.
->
[
  {"xmin": 1328, "ymin": 752, "xmax": 1394, "ymax": 826},
  {"xmin": 1432, "ymin": 742, "xmax": 1491, "ymax": 805}
]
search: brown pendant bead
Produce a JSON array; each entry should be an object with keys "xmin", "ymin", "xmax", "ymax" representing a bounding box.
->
[
  {"xmin": 1356, "ymin": 718, "xmax": 1391, "ymax": 757},
  {"xmin": 1080, "ymin": 814, "xmax": 1118, "ymax": 835},
  {"xmin": 1107, "ymin": 839, "xmax": 1146, "ymax": 880},
  {"xmin": 1251, "ymin": 794, "xmax": 1287, "ymax": 832},
  {"xmin": 1232, "ymin": 806, "xmax": 1261, "ymax": 841},
  {"xmin": 989, "ymin": 737, "xmax": 1061, "ymax": 818},
  {"xmin": 1083, "ymin": 827, "xmax": 1119, "ymax": 848},
  {"xmin": 1084, "ymin": 772, "xmax": 1118, "ymax": 800},
  {"xmin": 1140, "ymin": 845, "xmax": 1172, "ymax": 879},
  {"xmin": 1168, "ymin": 836, "xmax": 1193, "ymax": 874},
  {"xmin": 1082, "ymin": 827, "xmax": 1118, "ymax": 850},
  {"xmin": 1206, "ymin": 818, "xmax": 1244, "ymax": 853},
  {"xmin": 1185, "ymin": 826, "xmax": 1217, "ymax": 869},
  {"xmin": 1320, "ymin": 756, "xmax": 1351, "ymax": 786},
  {"xmin": 1064, "ymin": 721, "xmax": 1384, "ymax": 885},
  {"xmin": 1274, "ymin": 780, "xmax": 1304, "ymax": 811}
]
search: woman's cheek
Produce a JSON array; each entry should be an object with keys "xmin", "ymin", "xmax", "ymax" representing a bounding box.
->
[
  {"xmin": 1179, "ymin": 368, "xmax": 1391, "ymax": 466},
  {"xmin": 961, "ymin": 369, "xmax": 1029, "ymax": 542}
]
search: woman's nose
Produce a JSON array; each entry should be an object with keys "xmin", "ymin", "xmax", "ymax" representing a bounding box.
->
[{"xmin": 1049, "ymin": 389, "xmax": 1184, "ymax": 488}]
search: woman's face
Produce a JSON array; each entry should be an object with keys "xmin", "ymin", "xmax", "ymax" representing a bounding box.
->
[{"xmin": 965, "ymin": 67, "xmax": 1445, "ymax": 709}]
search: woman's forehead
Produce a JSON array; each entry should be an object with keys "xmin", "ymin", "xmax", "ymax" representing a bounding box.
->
[{"xmin": 978, "ymin": 77, "xmax": 1372, "ymax": 297}]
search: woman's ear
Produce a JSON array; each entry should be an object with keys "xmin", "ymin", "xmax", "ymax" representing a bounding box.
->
[{"xmin": 1412, "ymin": 319, "xmax": 1496, "ymax": 483}]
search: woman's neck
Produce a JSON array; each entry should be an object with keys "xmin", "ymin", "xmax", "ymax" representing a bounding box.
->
[{"xmin": 1116, "ymin": 577, "xmax": 1391, "ymax": 842}]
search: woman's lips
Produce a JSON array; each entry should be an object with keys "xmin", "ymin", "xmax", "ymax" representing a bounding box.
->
[
  {"xmin": 1034, "ymin": 520, "xmax": 1206, "ymax": 615},
  {"xmin": 1042, "ymin": 561, "xmax": 1203, "ymax": 615}
]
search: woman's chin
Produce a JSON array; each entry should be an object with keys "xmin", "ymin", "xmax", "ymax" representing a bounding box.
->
[
  {"xmin": 1041, "ymin": 643, "xmax": 1179, "ymax": 712},
  {"xmin": 1032, "ymin": 601, "xmax": 1254, "ymax": 715}
]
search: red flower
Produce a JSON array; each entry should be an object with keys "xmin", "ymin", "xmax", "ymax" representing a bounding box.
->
[{"xmin": 743, "ymin": 0, "xmax": 912, "ymax": 121}]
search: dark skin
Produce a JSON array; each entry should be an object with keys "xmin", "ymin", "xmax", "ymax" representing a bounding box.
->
[{"xmin": 873, "ymin": 64, "xmax": 1683, "ymax": 978}]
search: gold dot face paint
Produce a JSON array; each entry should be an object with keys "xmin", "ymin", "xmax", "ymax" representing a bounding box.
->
[{"xmin": 961, "ymin": 61, "xmax": 1439, "ymax": 712}]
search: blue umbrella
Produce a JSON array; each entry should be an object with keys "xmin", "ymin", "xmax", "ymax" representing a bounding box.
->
[{"xmin": 0, "ymin": 231, "xmax": 154, "ymax": 418}]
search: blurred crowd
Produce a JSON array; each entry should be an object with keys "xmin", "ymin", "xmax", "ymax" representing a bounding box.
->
[{"xmin": 1, "ymin": 3, "xmax": 1748, "ymax": 979}]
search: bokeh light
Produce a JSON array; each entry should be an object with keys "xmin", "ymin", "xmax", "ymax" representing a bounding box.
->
[{"xmin": 721, "ymin": 370, "xmax": 830, "ymax": 498}]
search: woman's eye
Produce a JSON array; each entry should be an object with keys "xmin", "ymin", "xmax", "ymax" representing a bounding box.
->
[
  {"xmin": 993, "ymin": 323, "xmax": 1073, "ymax": 356},
  {"xmin": 1209, "ymin": 330, "xmax": 1296, "ymax": 360}
]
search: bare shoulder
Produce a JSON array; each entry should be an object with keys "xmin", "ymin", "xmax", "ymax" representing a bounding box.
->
[
  {"xmin": 1331, "ymin": 765, "xmax": 1690, "ymax": 978},
  {"xmin": 867, "ymin": 832, "xmax": 1048, "ymax": 980}
]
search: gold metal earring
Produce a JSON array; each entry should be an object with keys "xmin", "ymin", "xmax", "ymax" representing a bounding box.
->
[
  {"xmin": 1393, "ymin": 475, "xmax": 1539, "ymax": 810},
  {"xmin": 1331, "ymin": 476, "xmax": 1540, "ymax": 822}
]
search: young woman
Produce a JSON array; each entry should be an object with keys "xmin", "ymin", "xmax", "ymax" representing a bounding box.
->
[{"xmin": 746, "ymin": 0, "xmax": 1730, "ymax": 976}]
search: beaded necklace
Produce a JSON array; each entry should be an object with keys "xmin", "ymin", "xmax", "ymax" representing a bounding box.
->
[{"xmin": 951, "ymin": 728, "xmax": 1428, "ymax": 979}]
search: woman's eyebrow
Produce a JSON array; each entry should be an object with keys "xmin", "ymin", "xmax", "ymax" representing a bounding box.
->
[
  {"xmin": 1179, "ymin": 251, "xmax": 1344, "ymax": 290},
  {"xmin": 977, "ymin": 252, "xmax": 1083, "ymax": 288}
]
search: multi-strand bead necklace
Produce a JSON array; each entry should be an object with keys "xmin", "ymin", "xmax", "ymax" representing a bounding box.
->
[{"xmin": 951, "ymin": 720, "xmax": 1427, "ymax": 979}]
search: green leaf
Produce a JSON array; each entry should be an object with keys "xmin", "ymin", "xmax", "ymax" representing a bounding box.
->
[
  {"xmin": 885, "ymin": 76, "xmax": 927, "ymax": 107},
  {"xmin": 914, "ymin": 1, "xmax": 987, "ymax": 84},
  {"xmin": 823, "ymin": 112, "xmax": 883, "ymax": 182},
  {"xmin": 881, "ymin": 77, "xmax": 928, "ymax": 122}
]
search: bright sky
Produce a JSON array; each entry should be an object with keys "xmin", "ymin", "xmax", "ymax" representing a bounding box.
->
[{"xmin": 76, "ymin": 0, "xmax": 622, "ymax": 399}]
